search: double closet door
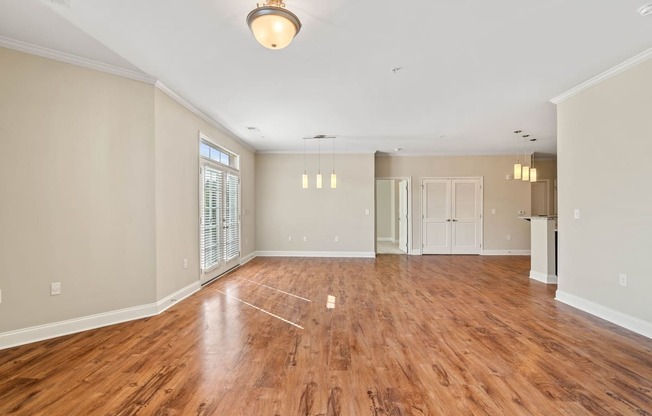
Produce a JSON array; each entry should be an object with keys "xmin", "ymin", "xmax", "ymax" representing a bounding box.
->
[
  {"xmin": 200, "ymin": 163, "xmax": 240, "ymax": 285},
  {"xmin": 422, "ymin": 178, "xmax": 482, "ymax": 254}
]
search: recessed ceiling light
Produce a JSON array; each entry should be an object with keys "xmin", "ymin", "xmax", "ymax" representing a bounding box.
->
[{"xmin": 638, "ymin": 3, "xmax": 652, "ymax": 16}]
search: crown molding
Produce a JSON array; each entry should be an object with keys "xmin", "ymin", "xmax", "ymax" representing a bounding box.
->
[
  {"xmin": 551, "ymin": 48, "xmax": 652, "ymax": 104},
  {"xmin": 155, "ymin": 81, "xmax": 255, "ymax": 153},
  {"xmin": 0, "ymin": 35, "xmax": 255, "ymax": 153},
  {"xmin": 0, "ymin": 35, "xmax": 157, "ymax": 84}
]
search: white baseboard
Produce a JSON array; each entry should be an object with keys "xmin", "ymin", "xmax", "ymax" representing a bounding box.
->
[
  {"xmin": 0, "ymin": 281, "xmax": 200, "ymax": 350},
  {"xmin": 240, "ymin": 252, "xmax": 257, "ymax": 265},
  {"xmin": 376, "ymin": 237, "xmax": 393, "ymax": 242},
  {"xmin": 256, "ymin": 251, "xmax": 376, "ymax": 258},
  {"xmin": 555, "ymin": 290, "xmax": 652, "ymax": 339},
  {"xmin": 156, "ymin": 281, "xmax": 201, "ymax": 314},
  {"xmin": 482, "ymin": 250, "xmax": 531, "ymax": 256},
  {"xmin": 529, "ymin": 270, "xmax": 558, "ymax": 284}
]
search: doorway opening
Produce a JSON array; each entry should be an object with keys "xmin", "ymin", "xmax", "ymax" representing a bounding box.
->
[
  {"xmin": 375, "ymin": 178, "xmax": 411, "ymax": 254},
  {"xmin": 199, "ymin": 134, "xmax": 241, "ymax": 286}
]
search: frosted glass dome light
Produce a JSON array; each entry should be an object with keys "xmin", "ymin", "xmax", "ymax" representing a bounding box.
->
[{"xmin": 247, "ymin": 0, "xmax": 301, "ymax": 50}]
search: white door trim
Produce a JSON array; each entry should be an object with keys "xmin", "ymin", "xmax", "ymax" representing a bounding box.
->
[
  {"xmin": 198, "ymin": 133, "xmax": 241, "ymax": 286},
  {"xmin": 376, "ymin": 177, "xmax": 412, "ymax": 254}
]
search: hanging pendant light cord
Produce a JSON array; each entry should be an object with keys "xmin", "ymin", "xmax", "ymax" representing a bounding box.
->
[{"xmin": 332, "ymin": 138, "xmax": 335, "ymax": 173}]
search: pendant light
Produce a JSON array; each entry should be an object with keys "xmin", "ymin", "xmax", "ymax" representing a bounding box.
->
[
  {"xmin": 316, "ymin": 139, "xmax": 323, "ymax": 189},
  {"xmin": 301, "ymin": 140, "xmax": 308, "ymax": 189},
  {"xmin": 246, "ymin": 0, "xmax": 302, "ymax": 50},
  {"xmin": 520, "ymin": 134, "xmax": 531, "ymax": 181},
  {"xmin": 530, "ymin": 154, "xmax": 538, "ymax": 183},
  {"xmin": 513, "ymin": 130, "xmax": 522, "ymax": 180},
  {"xmin": 330, "ymin": 137, "xmax": 337, "ymax": 189}
]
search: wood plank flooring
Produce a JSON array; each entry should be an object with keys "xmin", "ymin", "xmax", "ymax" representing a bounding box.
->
[{"xmin": 1, "ymin": 256, "xmax": 651, "ymax": 415}]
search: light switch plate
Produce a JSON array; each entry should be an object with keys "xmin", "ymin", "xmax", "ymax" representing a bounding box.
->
[
  {"xmin": 51, "ymin": 282, "xmax": 61, "ymax": 296},
  {"xmin": 574, "ymin": 209, "xmax": 581, "ymax": 219}
]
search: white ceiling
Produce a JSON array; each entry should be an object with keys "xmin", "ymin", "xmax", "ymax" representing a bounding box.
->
[{"xmin": 2, "ymin": 0, "xmax": 651, "ymax": 155}]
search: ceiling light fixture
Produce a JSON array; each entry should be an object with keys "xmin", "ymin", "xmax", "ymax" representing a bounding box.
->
[
  {"xmin": 513, "ymin": 130, "xmax": 523, "ymax": 180},
  {"xmin": 302, "ymin": 140, "xmax": 309, "ymax": 189},
  {"xmin": 316, "ymin": 139, "xmax": 323, "ymax": 189},
  {"xmin": 331, "ymin": 138, "xmax": 337, "ymax": 189},
  {"xmin": 247, "ymin": 0, "xmax": 302, "ymax": 50},
  {"xmin": 522, "ymin": 135, "xmax": 531, "ymax": 182}
]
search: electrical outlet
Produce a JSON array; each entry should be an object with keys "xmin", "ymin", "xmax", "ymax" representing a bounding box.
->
[
  {"xmin": 303, "ymin": 236, "xmax": 307, "ymax": 242},
  {"xmin": 51, "ymin": 282, "xmax": 61, "ymax": 296},
  {"xmin": 0, "ymin": 289, "xmax": 2, "ymax": 304},
  {"xmin": 518, "ymin": 210, "xmax": 525, "ymax": 215},
  {"xmin": 183, "ymin": 259, "xmax": 188, "ymax": 269},
  {"xmin": 619, "ymin": 274, "xmax": 627, "ymax": 287},
  {"xmin": 492, "ymin": 208, "xmax": 496, "ymax": 214},
  {"xmin": 288, "ymin": 236, "xmax": 292, "ymax": 242},
  {"xmin": 506, "ymin": 234, "xmax": 512, "ymax": 241},
  {"xmin": 335, "ymin": 236, "xmax": 339, "ymax": 242}
]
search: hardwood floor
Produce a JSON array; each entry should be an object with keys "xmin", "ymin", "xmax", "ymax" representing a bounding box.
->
[{"xmin": 1, "ymin": 256, "xmax": 651, "ymax": 415}]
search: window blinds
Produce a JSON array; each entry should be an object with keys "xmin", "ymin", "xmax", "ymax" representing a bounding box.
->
[
  {"xmin": 225, "ymin": 174, "xmax": 240, "ymax": 261},
  {"xmin": 201, "ymin": 166, "xmax": 222, "ymax": 271}
]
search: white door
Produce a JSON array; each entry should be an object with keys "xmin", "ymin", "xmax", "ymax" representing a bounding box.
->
[
  {"xmin": 398, "ymin": 180, "xmax": 408, "ymax": 253},
  {"xmin": 422, "ymin": 178, "xmax": 482, "ymax": 255},
  {"xmin": 422, "ymin": 179, "xmax": 452, "ymax": 254},
  {"xmin": 451, "ymin": 179, "xmax": 482, "ymax": 254},
  {"xmin": 200, "ymin": 164, "xmax": 240, "ymax": 285}
]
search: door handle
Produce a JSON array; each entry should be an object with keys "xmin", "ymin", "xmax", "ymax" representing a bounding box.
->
[
  {"xmin": 452, "ymin": 219, "xmax": 458, "ymax": 222},
  {"xmin": 446, "ymin": 219, "xmax": 451, "ymax": 222}
]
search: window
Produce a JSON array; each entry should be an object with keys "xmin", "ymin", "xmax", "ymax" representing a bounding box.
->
[{"xmin": 200, "ymin": 140, "xmax": 239, "ymax": 169}]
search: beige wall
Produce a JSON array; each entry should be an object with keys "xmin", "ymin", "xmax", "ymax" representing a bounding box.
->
[
  {"xmin": 255, "ymin": 154, "xmax": 375, "ymax": 254},
  {"xmin": 153, "ymin": 90, "xmax": 255, "ymax": 300},
  {"xmin": 0, "ymin": 47, "xmax": 156, "ymax": 332},
  {"xmin": 375, "ymin": 180, "xmax": 393, "ymax": 240},
  {"xmin": 0, "ymin": 47, "xmax": 256, "ymax": 334},
  {"xmin": 534, "ymin": 159, "xmax": 557, "ymax": 180},
  {"xmin": 375, "ymin": 155, "xmax": 532, "ymax": 252},
  {"xmin": 557, "ymin": 60, "xmax": 652, "ymax": 323}
]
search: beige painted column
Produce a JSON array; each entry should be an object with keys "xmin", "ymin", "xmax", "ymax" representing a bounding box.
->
[{"xmin": 529, "ymin": 218, "xmax": 557, "ymax": 284}]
